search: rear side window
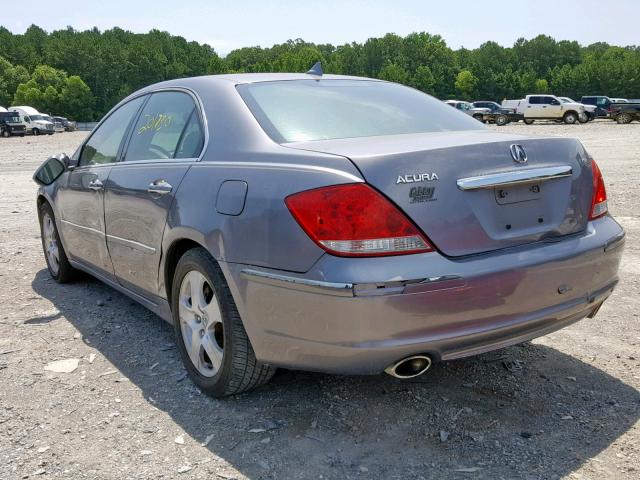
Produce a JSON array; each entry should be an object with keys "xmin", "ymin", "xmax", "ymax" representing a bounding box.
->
[
  {"xmin": 529, "ymin": 97, "xmax": 541, "ymax": 104},
  {"xmin": 124, "ymin": 91, "xmax": 204, "ymax": 161},
  {"xmin": 238, "ymin": 80, "xmax": 483, "ymax": 143},
  {"xmin": 79, "ymin": 95, "xmax": 146, "ymax": 166}
]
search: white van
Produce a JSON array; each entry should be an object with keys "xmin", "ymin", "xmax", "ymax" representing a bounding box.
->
[{"xmin": 9, "ymin": 106, "xmax": 54, "ymax": 135}]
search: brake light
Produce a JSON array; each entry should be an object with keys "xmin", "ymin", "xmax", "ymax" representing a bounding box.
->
[
  {"xmin": 589, "ymin": 160, "xmax": 608, "ymax": 219},
  {"xmin": 285, "ymin": 183, "xmax": 434, "ymax": 257}
]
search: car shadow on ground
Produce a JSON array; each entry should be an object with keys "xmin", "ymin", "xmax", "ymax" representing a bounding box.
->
[{"xmin": 31, "ymin": 269, "xmax": 639, "ymax": 479}]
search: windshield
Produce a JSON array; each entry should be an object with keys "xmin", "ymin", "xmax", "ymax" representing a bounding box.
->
[
  {"xmin": 238, "ymin": 80, "xmax": 484, "ymax": 143},
  {"xmin": 30, "ymin": 114, "xmax": 45, "ymax": 121},
  {"xmin": 0, "ymin": 113, "xmax": 20, "ymax": 122}
]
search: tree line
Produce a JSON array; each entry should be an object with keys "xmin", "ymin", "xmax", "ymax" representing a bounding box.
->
[{"xmin": 1, "ymin": 25, "xmax": 639, "ymax": 121}]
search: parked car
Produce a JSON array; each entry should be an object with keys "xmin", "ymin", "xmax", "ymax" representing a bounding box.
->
[
  {"xmin": 52, "ymin": 116, "xmax": 76, "ymax": 132},
  {"xmin": 472, "ymin": 101, "xmax": 519, "ymax": 126},
  {"xmin": 558, "ymin": 97, "xmax": 595, "ymax": 122},
  {"xmin": 43, "ymin": 115, "xmax": 65, "ymax": 133},
  {"xmin": 580, "ymin": 96, "xmax": 613, "ymax": 117},
  {"xmin": 9, "ymin": 106, "xmax": 54, "ymax": 135},
  {"xmin": 511, "ymin": 95, "xmax": 586, "ymax": 124},
  {"xmin": 0, "ymin": 107, "xmax": 27, "ymax": 137},
  {"xmin": 610, "ymin": 103, "xmax": 640, "ymax": 123},
  {"xmin": 33, "ymin": 71, "xmax": 624, "ymax": 397},
  {"xmin": 444, "ymin": 100, "xmax": 490, "ymax": 121}
]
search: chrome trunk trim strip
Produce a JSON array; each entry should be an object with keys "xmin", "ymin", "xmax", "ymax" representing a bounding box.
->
[{"xmin": 456, "ymin": 165, "xmax": 573, "ymax": 190}]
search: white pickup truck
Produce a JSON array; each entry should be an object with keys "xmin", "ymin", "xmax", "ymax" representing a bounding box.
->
[{"xmin": 502, "ymin": 95, "xmax": 587, "ymax": 125}]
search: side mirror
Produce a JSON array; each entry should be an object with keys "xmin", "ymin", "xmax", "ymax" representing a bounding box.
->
[{"xmin": 33, "ymin": 153, "xmax": 73, "ymax": 186}]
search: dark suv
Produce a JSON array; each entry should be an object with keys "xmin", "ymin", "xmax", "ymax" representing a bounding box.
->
[
  {"xmin": 580, "ymin": 96, "xmax": 612, "ymax": 117},
  {"xmin": 0, "ymin": 111, "xmax": 27, "ymax": 137}
]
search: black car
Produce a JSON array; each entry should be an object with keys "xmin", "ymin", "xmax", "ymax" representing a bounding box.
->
[
  {"xmin": 472, "ymin": 101, "xmax": 519, "ymax": 126},
  {"xmin": 610, "ymin": 104, "xmax": 640, "ymax": 124},
  {"xmin": 0, "ymin": 111, "xmax": 27, "ymax": 137}
]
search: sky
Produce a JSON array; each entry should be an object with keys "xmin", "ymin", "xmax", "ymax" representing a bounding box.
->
[{"xmin": 3, "ymin": 0, "xmax": 639, "ymax": 55}]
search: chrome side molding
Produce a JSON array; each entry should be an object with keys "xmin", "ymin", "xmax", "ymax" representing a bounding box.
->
[
  {"xmin": 240, "ymin": 269, "xmax": 464, "ymax": 297},
  {"xmin": 457, "ymin": 165, "xmax": 573, "ymax": 191}
]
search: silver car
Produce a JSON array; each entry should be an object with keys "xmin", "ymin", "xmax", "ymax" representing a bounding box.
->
[{"xmin": 34, "ymin": 71, "xmax": 624, "ymax": 397}]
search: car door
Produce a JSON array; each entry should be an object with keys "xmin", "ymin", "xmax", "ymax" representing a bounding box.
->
[
  {"xmin": 56, "ymin": 95, "xmax": 147, "ymax": 279},
  {"xmin": 543, "ymin": 96, "xmax": 562, "ymax": 118},
  {"xmin": 104, "ymin": 90, "xmax": 205, "ymax": 299},
  {"xmin": 526, "ymin": 96, "xmax": 543, "ymax": 117}
]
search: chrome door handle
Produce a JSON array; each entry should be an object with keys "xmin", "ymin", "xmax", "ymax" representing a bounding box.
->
[
  {"xmin": 88, "ymin": 179, "xmax": 103, "ymax": 191},
  {"xmin": 147, "ymin": 180, "xmax": 173, "ymax": 195}
]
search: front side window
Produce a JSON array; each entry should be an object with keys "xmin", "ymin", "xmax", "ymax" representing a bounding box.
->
[
  {"xmin": 238, "ymin": 80, "xmax": 484, "ymax": 143},
  {"xmin": 79, "ymin": 95, "xmax": 146, "ymax": 166},
  {"xmin": 124, "ymin": 91, "xmax": 204, "ymax": 161}
]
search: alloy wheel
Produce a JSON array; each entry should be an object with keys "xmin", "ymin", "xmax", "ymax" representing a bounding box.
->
[
  {"xmin": 178, "ymin": 270, "xmax": 224, "ymax": 377},
  {"xmin": 42, "ymin": 213, "xmax": 59, "ymax": 275}
]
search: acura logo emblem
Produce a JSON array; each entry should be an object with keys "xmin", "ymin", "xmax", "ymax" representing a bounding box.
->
[{"xmin": 510, "ymin": 144, "xmax": 527, "ymax": 164}]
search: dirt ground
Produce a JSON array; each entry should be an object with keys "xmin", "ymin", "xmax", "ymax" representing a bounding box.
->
[{"xmin": 0, "ymin": 121, "xmax": 638, "ymax": 480}]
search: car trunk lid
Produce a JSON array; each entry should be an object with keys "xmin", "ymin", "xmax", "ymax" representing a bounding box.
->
[{"xmin": 284, "ymin": 131, "xmax": 593, "ymax": 257}]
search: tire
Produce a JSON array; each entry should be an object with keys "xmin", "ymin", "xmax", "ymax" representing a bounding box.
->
[
  {"xmin": 171, "ymin": 247, "xmax": 275, "ymax": 397},
  {"xmin": 32, "ymin": 128, "xmax": 40, "ymax": 136},
  {"xmin": 523, "ymin": 119, "xmax": 535, "ymax": 125},
  {"xmin": 563, "ymin": 112, "xmax": 578, "ymax": 124},
  {"xmin": 38, "ymin": 202, "xmax": 77, "ymax": 283},
  {"xmin": 1, "ymin": 129, "xmax": 10, "ymax": 138},
  {"xmin": 495, "ymin": 114, "xmax": 509, "ymax": 126},
  {"xmin": 616, "ymin": 113, "xmax": 632, "ymax": 124},
  {"xmin": 578, "ymin": 113, "xmax": 589, "ymax": 123}
]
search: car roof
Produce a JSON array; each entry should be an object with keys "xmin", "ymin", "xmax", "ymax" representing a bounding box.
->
[{"xmin": 144, "ymin": 73, "xmax": 381, "ymax": 90}]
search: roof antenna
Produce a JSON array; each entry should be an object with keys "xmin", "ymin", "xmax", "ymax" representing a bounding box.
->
[{"xmin": 306, "ymin": 61, "xmax": 323, "ymax": 76}]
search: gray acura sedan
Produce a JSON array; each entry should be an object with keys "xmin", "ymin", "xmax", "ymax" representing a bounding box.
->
[{"xmin": 34, "ymin": 69, "xmax": 624, "ymax": 397}]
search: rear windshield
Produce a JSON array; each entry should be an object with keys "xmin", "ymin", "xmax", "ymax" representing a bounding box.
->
[{"xmin": 237, "ymin": 80, "xmax": 484, "ymax": 143}]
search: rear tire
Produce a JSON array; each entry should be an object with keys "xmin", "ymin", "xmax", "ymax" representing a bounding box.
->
[
  {"xmin": 171, "ymin": 248, "xmax": 275, "ymax": 397},
  {"xmin": 563, "ymin": 112, "xmax": 578, "ymax": 124},
  {"xmin": 523, "ymin": 119, "xmax": 535, "ymax": 125},
  {"xmin": 495, "ymin": 114, "xmax": 509, "ymax": 126},
  {"xmin": 1, "ymin": 129, "xmax": 9, "ymax": 138},
  {"xmin": 32, "ymin": 128, "xmax": 40, "ymax": 136},
  {"xmin": 616, "ymin": 113, "xmax": 632, "ymax": 124},
  {"xmin": 38, "ymin": 202, "xmax": 77, "ymax": 283}
]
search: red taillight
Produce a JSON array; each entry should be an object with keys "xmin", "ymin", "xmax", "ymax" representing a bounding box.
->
[
  {"xmin": 590, "ymin": 160, "xmax": 608, "ymax": 220},
  {"xmin": 285, "ymin": 183, "xmax": 434, "ymax": 257}
]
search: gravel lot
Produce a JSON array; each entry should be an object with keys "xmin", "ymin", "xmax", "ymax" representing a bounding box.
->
[{"xmin": 0, "ymin": 122, "xmax": 639, "ymax": 480}]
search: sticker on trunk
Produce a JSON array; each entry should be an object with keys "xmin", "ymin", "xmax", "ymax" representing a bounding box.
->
[{"xmin": 409, "ymin": 186, "xmax": 437, "ymax": 203}]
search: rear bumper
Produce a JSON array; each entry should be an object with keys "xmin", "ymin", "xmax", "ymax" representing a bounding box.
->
[{"xmin": 222, "ymin": 216, "xmax": 625, "ymax": 374}]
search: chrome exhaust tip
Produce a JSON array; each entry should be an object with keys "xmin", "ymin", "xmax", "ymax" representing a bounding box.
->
[{"xmin": 384, "ymin": 355, "xmax": 432, "ymax": 379}]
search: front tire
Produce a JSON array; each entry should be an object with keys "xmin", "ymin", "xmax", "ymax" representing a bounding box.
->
[
  {"xmin": 38, "ymin": 202, "xmax": 77, "ymax": 283},
  {"xmin": 563, "ymin": 112, "xmax": 578, "ymax": 124},
  {"xmin": 172, "ymin": 248, "xmax": 275, "ymax": 397},
  {"xmin": 32, "ymin": 128, "xmax": 40, "ymax": 136},
  {"xmin": 523, "ymin": 119, "xmax": 535, "ymax": 125}
]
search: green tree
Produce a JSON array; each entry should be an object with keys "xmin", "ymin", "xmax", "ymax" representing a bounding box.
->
[
  {"xmin": 378, "ymin": 63, "xmax": 409, "ymax": 84},
  {"xmin": 455, "ymin": 70, "xmax": 477, "ymax": 99},
  {"xmin": 534, "ymin": 78, "xmax": 549, "ymax": 93},
  {"xmin": 411, "ymin": 65, "xmax": 436, "ymax": 94}
]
